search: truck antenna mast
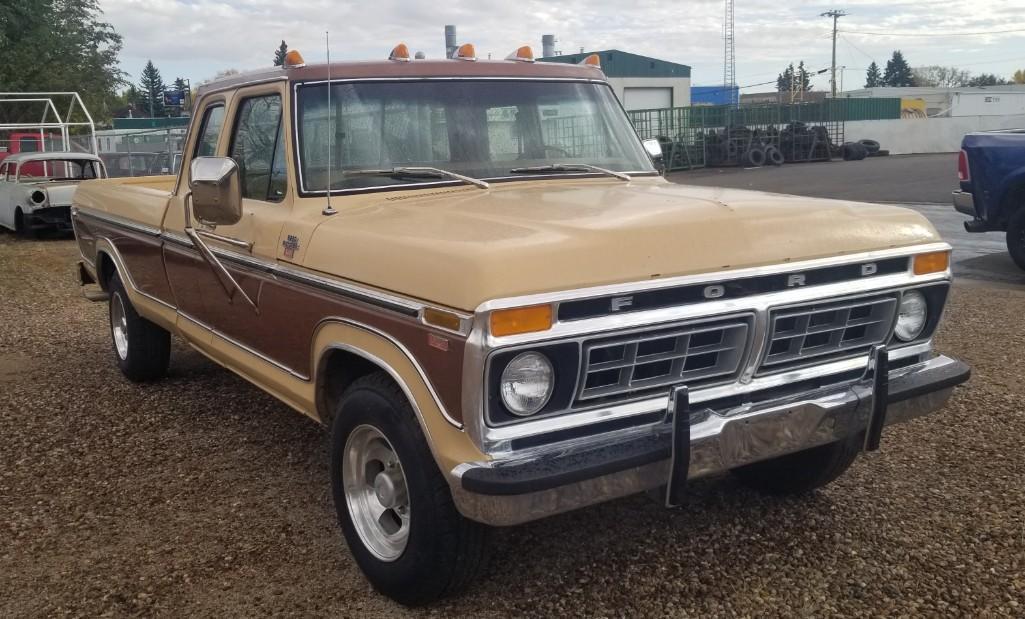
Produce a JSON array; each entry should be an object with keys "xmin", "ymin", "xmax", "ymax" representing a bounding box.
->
[{"xmin": 323, "ymin": 30, "xmax": 337, "ymax": 216}]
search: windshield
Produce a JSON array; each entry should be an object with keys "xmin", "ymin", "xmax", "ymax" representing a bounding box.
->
[
  {"xmin": 17, "ymin": 159, "xmax": 104, "ymax": 181},
  {"xmin": 296, "ymin": 80, "xmax": 654, "ymax": 193}
]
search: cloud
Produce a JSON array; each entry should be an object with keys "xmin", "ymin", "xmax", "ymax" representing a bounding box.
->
[{"xmin": 100, "ymin": 0, "xmax": 1025, "ymax": 91}]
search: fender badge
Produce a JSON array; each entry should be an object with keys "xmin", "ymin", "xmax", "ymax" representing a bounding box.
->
[
  {"xmin": 427, "ymin": 333, "xmax": 449, "ymax": 351},
  {"xmin": 282, "ymin": 234, "xmax": 299, "ymax": 259}
]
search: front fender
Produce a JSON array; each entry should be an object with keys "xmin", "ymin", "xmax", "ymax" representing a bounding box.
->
[{"xmin": 312, "ymin": 319, "xmax": 487, "ymax": 474}]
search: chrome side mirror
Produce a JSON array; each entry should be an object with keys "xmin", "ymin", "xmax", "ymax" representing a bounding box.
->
[
  {"xmin": 642, "ymin": 138, "xmax": 663, "ymax": 160},
  {"xmin": 189, "ymin": 156, "xmax": 242, "ymax": 226}
]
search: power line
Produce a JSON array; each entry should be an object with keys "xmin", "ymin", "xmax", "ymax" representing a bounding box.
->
[{"xmin": 841, "ymin": 27, "xmax": 1025, "ymax": 37}]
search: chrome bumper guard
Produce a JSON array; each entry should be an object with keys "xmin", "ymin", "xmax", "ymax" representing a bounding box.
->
[{"xmin": 450, "ymin": 353, "xmax": 969, "ymax": 526}]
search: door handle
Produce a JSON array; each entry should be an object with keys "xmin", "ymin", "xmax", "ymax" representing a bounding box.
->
[{"xmin": 183, "ymin": 193, "xmax": 259, "ymax": 314}]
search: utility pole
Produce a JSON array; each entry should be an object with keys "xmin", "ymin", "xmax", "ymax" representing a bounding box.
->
[{"xmin": 821, "ymin": 9, "xmax": 848, "ymax": 98}]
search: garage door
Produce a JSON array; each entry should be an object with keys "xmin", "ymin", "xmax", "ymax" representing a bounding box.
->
[{"xmin": 623, "ymin": 87, "xmax": 672, "ymax": 111}]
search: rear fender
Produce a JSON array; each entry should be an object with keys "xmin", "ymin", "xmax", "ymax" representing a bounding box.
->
[{"xmin": 93, "ymin": 237, "xmax": 177, "ymax": 331}]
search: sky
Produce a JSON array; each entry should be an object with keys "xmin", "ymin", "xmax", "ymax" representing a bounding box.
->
[{"xmin": 99, "ymin": 0, "xmax": 1025, "ymax": 93}]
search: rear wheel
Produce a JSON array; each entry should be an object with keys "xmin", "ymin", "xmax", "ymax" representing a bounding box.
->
[
  {"xmin": 330, "ymin": 372, "xmax": 488, "ymax": 606},
  {"xmin": 1006, "ymin": 208, "xmax": 1025, "ymax": 271},
  {"xmin": 108, "ymin": 272, "xmax": 171, "ymax": 382},
  {"xmin": 731, "ymin": 435, "xmax": 861, "ymax": 495}
]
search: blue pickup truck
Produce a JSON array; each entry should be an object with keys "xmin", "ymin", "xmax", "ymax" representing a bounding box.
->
[{"xmin": 953, "ymin": 130, "xmax": 1025, "ymax": 270}]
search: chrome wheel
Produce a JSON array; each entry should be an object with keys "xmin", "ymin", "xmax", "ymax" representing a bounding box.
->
[
  {"xmin": 343, "ymin": 424, "xmax": 410, "ymax": 562},
  {"xmin": 111, "ymin": 292, "xmax": 129, "ymax": 360}
]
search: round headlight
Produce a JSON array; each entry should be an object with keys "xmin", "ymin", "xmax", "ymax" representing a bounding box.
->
[
  {"xmin": 30, "ymin": 190, "xmax": 46, "ymax": 204},
  {"xmin": 894, "ymin": 290, "xmax": 928, "ymax": 342},
  {"xmin": 499, "ymin": 352, "xmax": 554, "ymax": 417}
]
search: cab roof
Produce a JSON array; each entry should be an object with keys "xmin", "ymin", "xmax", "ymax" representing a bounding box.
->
[{"xmin": 196, "ymin": 58, "xmax": 606, "ymax": 96}]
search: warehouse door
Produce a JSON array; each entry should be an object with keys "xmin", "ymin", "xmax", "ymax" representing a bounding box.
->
[{"xmin": 623, "ymin": 87, "xmax": 672, "ymax": 111}]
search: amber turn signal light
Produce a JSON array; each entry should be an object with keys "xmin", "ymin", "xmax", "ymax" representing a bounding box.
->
[
  {"xmin": 579, "ymin": 53, "xmax": 601, "ymax": 68},
  {"xmin": 506, "ymin": 45, "xmax": 535, "ymax": 62},
  {"xmin": 423, "ymin": 307, "xmax": 463, "ymax": 332},
  {"xmin": 490, "ymin": 305, "xmax": 553, "ymax": 337},
  {"xmin": 913, "ymin": 251, "xmax": 950, "ymax": 275}
]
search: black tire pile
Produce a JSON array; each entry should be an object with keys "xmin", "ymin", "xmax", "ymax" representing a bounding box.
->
[
  {"xmin": 703, "ymin": 122, "xmax": 836, "ymax": 168},
  {"xmin": 840, "ymin": 139, "xmax": 890, "ymax": 161}
]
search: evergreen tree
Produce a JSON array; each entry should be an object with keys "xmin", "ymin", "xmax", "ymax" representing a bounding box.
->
[
  {"xmin": 776, "ymin": 62, "xmax": 811, "ymax": 94},
  {"xmin": 273, "ymin": 40, "xmax": 288, "ymax": 66},
  {"xmin": 796, "ymin": 61, "xmax": 812, "ymax": 91},
  {"xmin": 882, "ymin": 51, "xmax": 914, "ymax": 87},
  {"xmin": 967, "ymin": 73, "xmax": 1010, "ymax": 87},
  {"xmin": 138, "ymin": 60, "xmax": 166, "ymax": 117},
  {"xmin": 865, "ymin": 62, "xmax": 882, "ymax": 88},
  {"xmin": 776, "ymin": 63, "xmax": 795, "ymax": 92}
]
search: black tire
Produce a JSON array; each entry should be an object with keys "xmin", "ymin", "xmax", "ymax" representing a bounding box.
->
[
  {"xmin": 765, "ymin": 146, "xmax": 784, "ymax": 166},
  {"xmin": 858, "ymin": 139, "xmax": 881, "ymax": 154},
  {"xmin": 744, "ymin": 147, "xmax": 766, "ymax": 167},
  {"xmin": 330, "ymin": 372, "xmax": 488, "ymax": 606},
  {"xmin": 731, "ymin": 435, "xmax": 861, "ymax": 495},
  {"xmin": 1006, "ymin": 208, "xmax": 1025, "ymax": 271},
  {"xmin": 107, "ymin": 272, "xmax": 171, "ymax": 382}
]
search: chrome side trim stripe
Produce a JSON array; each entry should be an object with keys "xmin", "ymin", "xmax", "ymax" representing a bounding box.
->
[
  {"xmin": 160, "ymin": 231, "xmax": 422, "ymax": 317},
  {"xmin": 74, "ymin": 206, "xmax": 162, "ymax": 237}
]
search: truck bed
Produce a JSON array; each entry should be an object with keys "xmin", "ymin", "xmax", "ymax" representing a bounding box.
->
[{"xmin": 73, "ymin": 174, "xmax": 175, "ymax": 230}]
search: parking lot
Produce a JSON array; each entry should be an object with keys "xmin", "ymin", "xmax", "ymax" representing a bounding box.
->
[{"xmin": 2, "ymin": 158, "xmax": 1024, "ymax": 616}]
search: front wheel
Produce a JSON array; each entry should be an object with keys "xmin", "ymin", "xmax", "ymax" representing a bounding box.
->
[
  {"xmin": 731, "ymin": 435, "xmax": 861, "ymax": 495},
  {"xmin": 330, "ymin": 373, "xmax": 488, "ymax": 606},
  {"xmin": 1006, "ymin": 208, "xmax": 1025, "ymax": 271}
]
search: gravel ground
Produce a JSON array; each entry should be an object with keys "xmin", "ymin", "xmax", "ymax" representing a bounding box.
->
[{"xmin": 1, "ymin": 233, "xmax": 1023, "ymax": 617}]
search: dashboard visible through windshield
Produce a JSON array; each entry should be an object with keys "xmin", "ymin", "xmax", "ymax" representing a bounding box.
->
[{"xmin": 295, "ymin": 80, "xmax": 655, "ymax": 193}]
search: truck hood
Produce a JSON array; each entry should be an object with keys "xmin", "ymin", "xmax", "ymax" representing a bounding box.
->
[{"xmin": 302, "ymin": 178, "xmax": 941, "ymax": 311}]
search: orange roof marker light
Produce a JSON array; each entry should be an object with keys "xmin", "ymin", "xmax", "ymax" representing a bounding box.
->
[
  {"xmin": 506, "ymin": 45, "xmax": 535, "ymax": 62},
  {"xmin": 389, "ymin": 43, "xmax": 412, "ymax": 62},
  {"xmin": 283, "ymin": 50, "xmax": 306, "ymax": 69},
  {"xmin": 579, "ymin": 53, "xmax": 601, "ymax": 69},
  {"xmin": 455, "ymin": 43, "xmax": 477, "ymax": 61}
]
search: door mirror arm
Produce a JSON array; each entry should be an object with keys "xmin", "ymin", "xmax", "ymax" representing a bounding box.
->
[{"xmin": 183, "ymin": 190, "xmax": 259, "ymax": 314}]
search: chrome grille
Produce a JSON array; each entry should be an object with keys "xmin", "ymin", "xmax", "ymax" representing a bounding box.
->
[
  {"xmin": 578, "ymin": 318, "xmax": 750, "ymax": 401},
  {"xmin": 760, "ymin": 295, "xmax": 898, "ymax": 372}
]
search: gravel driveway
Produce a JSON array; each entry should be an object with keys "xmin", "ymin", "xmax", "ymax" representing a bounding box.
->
[{"xmin": 2, "ymin": 234, "xmax": 1023, "ymax": 617}]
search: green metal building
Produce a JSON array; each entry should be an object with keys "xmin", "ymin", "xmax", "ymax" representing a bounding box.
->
[{"xmin": 540, "ymin": 49, "xmax": 692, "ymax": 110}]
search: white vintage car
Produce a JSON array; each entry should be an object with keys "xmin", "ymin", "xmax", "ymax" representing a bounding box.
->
[{"xmin": 0, "ymin": 152, "xmax": 106, "ymax": 234}]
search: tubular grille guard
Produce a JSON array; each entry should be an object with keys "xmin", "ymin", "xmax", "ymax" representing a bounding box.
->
[
  {"xmin": 577, "ymin": 318, "xmax": 750, "ymax": 401},
  {"xmin": 759, "ymin": 295, "xmax": 898, "ymax": 373}
]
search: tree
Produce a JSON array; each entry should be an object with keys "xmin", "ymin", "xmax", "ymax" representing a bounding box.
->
[
  {"xmin": 273, "ymin": 40, "xmax": 288, "ymax": 66},
  {"xmin": 912, "ymin": 66, "xmax": 971, "ymax": 88},
  {"xmin": 1014, "ymin": 69, "xmax": 1025, "ymax": 85},
  {"xmin": 967, "ymin": 73, "xmax": 1010, "ymax": 87},
  {"xmin": 0, "ymin": 0, "xmax": 125, "ymax": 122},
  {"xmin": 776, "ymin": 62, "xmax": 812, "ymax": 94},
  {"xmin": 865, "ymin": 62, "xmax": 882, "ymax": 88},
  {"xmin": 882, "ymin": 51, "xmax": 914, "ymax": 87},
  {"xmin": 138, "ymin": 60, "xmax": 166, "ymax": 117}
]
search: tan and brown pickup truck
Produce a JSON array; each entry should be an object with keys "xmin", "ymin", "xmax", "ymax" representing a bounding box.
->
[{"xmin": 71, "ymin": 44, "xmax": 969, "ymax": 604}]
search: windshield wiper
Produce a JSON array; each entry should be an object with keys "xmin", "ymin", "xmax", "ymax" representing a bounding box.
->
[
  {"xmin": 508, "ymin": 163, "xmax": 631, "ymax": 182},
  {"xmin": 344, "ymin": 166, "xmax": 489, "ymax": 189}
]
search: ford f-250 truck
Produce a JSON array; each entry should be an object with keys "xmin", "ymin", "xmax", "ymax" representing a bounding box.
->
[
  {"xmin": 953, "ymin": 129, "xmax": 1025, "ymax": 270},
  {"xmin": 71, "ymin": 44, "xmax": 970, "ymax": 605}
]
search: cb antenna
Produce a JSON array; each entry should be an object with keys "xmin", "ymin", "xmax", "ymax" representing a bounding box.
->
[{"xmin": 323, "ymin": 30, "xmax": 337, "ymax": 216}]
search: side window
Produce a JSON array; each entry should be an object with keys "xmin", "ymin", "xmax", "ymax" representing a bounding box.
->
[
  {"xmin": 194, "ymin": 104, "xmax": 225, "ymax": 158},
  {"xmin": 0, "ymin": 164, "xmax": 7, "ymax": 180},
  {"xmin": 229, "ymin": 94, "xmax": 286, "ymax": 202}
]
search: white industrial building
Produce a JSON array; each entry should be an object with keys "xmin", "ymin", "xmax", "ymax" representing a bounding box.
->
[{"xmin": 844, "ymin": 85, "xmax": 1025, "ymax": 118}]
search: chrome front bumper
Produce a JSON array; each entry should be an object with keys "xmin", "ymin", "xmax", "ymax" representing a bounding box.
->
[{"xmin": 450, "ymin": 354, "xmax": 969, "ymax": 526}]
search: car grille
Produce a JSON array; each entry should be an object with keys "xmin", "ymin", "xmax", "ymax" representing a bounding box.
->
[
  {"xmin": 759, "ymin": 295, "xmax": 898, "ymax": 373},
  {"xmin": 577, "ymin": 317, "xmax": 751, "ymax": 401}
]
